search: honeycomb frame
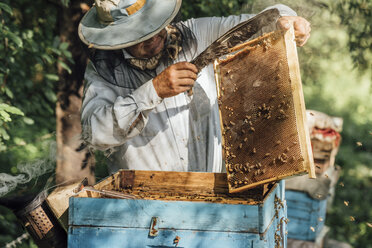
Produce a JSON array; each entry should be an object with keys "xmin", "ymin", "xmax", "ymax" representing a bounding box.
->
[{"xmin": 214, "ymin": 26, "xmax": 315, "ymax": 193}]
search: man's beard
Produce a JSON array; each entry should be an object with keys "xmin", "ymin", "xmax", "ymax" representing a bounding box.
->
[{"xmin": 127, "ymin": 25, "xmax": 183, "ymax": 71}]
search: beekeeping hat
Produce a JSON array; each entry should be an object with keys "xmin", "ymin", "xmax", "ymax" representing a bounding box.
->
[{"xmin": 78, "ymin": 0, "xmax": 182, "ymax": 50}]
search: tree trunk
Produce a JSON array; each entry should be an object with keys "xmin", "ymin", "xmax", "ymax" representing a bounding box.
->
[{"xmin": 56, "ymin": 1, "xmax": 95, "ymax": 185}]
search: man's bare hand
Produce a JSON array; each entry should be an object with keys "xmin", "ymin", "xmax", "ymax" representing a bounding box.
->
[
  {"xmin": 277, "ymin": 16, "xmax": 311, "ymax": 47},
  {"xmin": 153, "ymin": 62, "xmax": 198, "ymax": 98}
]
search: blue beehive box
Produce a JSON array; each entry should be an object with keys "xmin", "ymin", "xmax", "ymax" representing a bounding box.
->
[
  {"xmin": 68, "ymin": 170, "xmax": 287, "ymax": 248},
  {"xmin": 286, "ymin": 190, "xmax": 327, "ymax": 241}
]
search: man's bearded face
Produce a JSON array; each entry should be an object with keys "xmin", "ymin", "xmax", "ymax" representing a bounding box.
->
[{"xmin": 126, "ymin": 29, "xmax": 167, "ymax": 59}]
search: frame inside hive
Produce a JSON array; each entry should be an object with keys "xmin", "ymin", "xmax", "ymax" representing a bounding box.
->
[
  {"xmin": 76, "ymin": 170, "xmax": 277, "ymax": 205},
  {"xmin": 214, "ymin": 26, "xmax": 315, "ymax": 193}
]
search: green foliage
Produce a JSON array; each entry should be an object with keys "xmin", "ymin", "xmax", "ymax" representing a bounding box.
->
[
  {"xmin": 292, "ymin": 1, "xmax": 372, "ymax": 246},
  {"xmin": 0, "ymin": 0, "xmax": 72, "ymax": 155},
  {"xmin": 0, "ymin": 103, "xmax": 24, "ymax": 151},
  {"xmin": 0, "ymin": 0, "xmax": 72, "ymax": 246},
  {"xmin": 332, "ymin": 0, "xmax": 372, "ymax": 72}
]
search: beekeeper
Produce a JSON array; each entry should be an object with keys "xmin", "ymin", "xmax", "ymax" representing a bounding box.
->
[{"xmin": 78, "ymin": 0, "xmax": 311, "ymax": 173}]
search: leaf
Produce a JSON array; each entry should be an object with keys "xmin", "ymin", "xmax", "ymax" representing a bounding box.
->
[
  {"xmin": 23, "ymin": 117, "xmax": 34, "ymax": 125},
  {"xmin": 0, "ymin": 127, "xmax": 10, "ymax": 141},
  {"xmin": 0, "ymin": 110, "xmax": 11, "ymax": 122},
  {"xmin": 4, "ymin": 87, "xmax": 14, "ymax": 99},
  {"xmin": 0, "ymin": 2, "xmax": 13, "ymax": 15},
  {"xmin": 59, "ymin": 42, "xmax": 69, "ymax": 50},
  {"xmin": 62, "ymin": 50, "xmax": 72, "ymax": 59},
  {"xmin": 58, "ymin": 60, "xmax": 72, "ymax": 74},
  {"xmin": 0, "ymin": 142, "xmax": 6, "ymax": 152},
  {"xmin": 13, "ymin": 137, "xmax": 26, "ymax": 146},
  {"xmin": 50, "ymin": 47, "xmax": 62, "ymax": 56},
  {"xmin": 6, "ymin": 31, "xmax": 23, "ymax": 48},
  {"xmin": 41, "ymin": 54, "xmax": 53, "ymax": 64},
  {"xmin": 44, "ymin": 90, "xmax": 57, "ymax": 102},
  {"xmin": 45, "ymin": 74, "xmax": 59, "ymax": 81},
  {"xmin": 0, "ymin": 103, "xmax": 24, "ymax": 116},
  {"xmin": 61, "ymin": 0, "xmax": 70, "ymax": 7}
]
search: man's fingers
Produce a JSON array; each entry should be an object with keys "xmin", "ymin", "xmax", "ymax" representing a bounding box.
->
[
  {"xmin": 174, "ymin": 62, "xmax": 198, "ymax": 73},
  {"xmin": 295, "ymin": 33, "xmax": 310, "ymax": 46},
  {"xmin": 177, "ymin": 86, "xmax": 194, "ymax": 93},
  {"xmin": 294, "ymin": 20, "xmax": 308, "ymax": 38},
  {"xmin": 177, "ymin": 70, "xmax": 197, "ymax": 80},
  {"xmin": 296, "ymin": 34, "xmax": 310, "ymax": 47},
  {"xmin": 178, "ymin": 78, "xmax": 195, "ymax": 87},
  {"xmin": 277, "ymin": 18, "xmax": 291, "ymax": 30}
]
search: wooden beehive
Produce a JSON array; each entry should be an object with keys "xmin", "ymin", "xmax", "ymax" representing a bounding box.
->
[
  {"xmin": 306, "ymin": 110, "xmax": 343, "ymax": 175},
  {"xmin": 68, "ymin": 170, "xmax": 287, "ymax": 248},
  {"xmin": 46, "ymin": 179, "xmax": 87, "ymax": 231},
  {"xmin": 286, "ymin": 190, "xmax": 327, "ymax": 241},
  {"xmin": 214, "ymin": 26, "xmax": 315, "ymax": 193}
]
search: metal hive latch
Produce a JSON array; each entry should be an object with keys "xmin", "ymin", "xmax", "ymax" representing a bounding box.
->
[{"xmin": 149, "ymin": 217, "xmax": 159, "ymax": 237}]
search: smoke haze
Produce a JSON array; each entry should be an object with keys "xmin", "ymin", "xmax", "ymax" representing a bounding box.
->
[{"xmin": 0, "ymin": 142, "xmax": 56, "ymax": 197}]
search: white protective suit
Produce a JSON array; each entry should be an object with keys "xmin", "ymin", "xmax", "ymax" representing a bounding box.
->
[{"xmin": 81, "ymin": 5, "xmax": 296, "ymax": 173}]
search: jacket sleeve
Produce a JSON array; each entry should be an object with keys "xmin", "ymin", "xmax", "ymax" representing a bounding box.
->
[
  {"xmin": 81, "ymin": 62, "xmax": 162, "ymax": 150},
  {"xmin": 183, "ymin": 4, "xmax": 297, "ymax": 53}
]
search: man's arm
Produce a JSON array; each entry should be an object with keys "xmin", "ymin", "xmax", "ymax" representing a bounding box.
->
[
  {"xmin": 81, "ymin": 62, "xmax": 162, "ymax": 150},
  {"xmin": 183, "ymin": 4, "xmax": 309, "ymax": 55},
  {"xmin": 81, "ymin": 61, "xmax": 198, "ymax": 150}
]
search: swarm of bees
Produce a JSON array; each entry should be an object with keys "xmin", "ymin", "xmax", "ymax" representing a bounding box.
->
[{"xmin": 222, "ymin": 95, "xmax": 306, "ymax": 189}]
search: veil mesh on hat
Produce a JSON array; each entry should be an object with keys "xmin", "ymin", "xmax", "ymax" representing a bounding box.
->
[{"xmin": 87, "ymin": 22, "xmax": 197, "ymax": 89}]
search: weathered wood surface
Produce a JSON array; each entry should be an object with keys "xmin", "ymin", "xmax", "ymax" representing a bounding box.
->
[
  {"xmin": 80, "ymin": 170, "xmax": 275, "ymax": 205},
  {"xmin": 46, "ymin": 179, "xmax": 87, "ymax": 230},
  {"xmin": 214, "ymin": 26, "xmax": 314, "ymax": 193},
  {"xmin": 286, "ymin": 190, "xmax": 327, "ymax": 241},
  {"xmin": 68, "ymin": 225, "xmax": 277, "ymax": 248}
]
